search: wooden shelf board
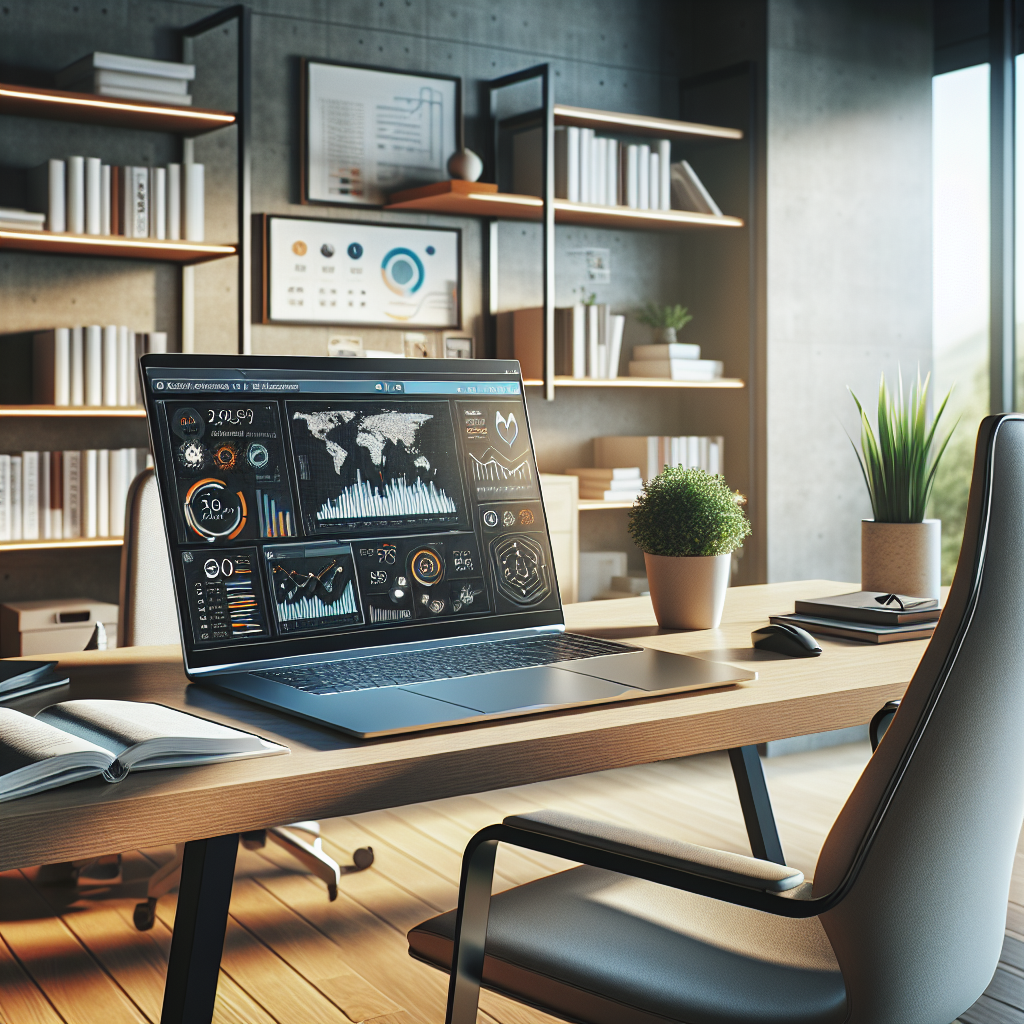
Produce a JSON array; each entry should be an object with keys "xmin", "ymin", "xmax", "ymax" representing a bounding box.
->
[
  {"xmin": 0, "ymin": 229, "xmax": 236, "ymax": 264},
  {"xmin": 0, "ymin": 405, "xmax": 146, "ymax": 418},
  {"xmin": 579, "ymin": 499, "xmax": 636, "ymax": 510},
  {"xmin": 523, "ymin": 377, "xmax": 745, "ymax": 389},
  {"xmin": 0, "ymin": 537, "xmax": 122, "ymax": 553},
  {"xmin": 553, "ymin": 103, "xmax": 743, "ymax": 141},
  {"xmin": 0, "ymin": 83, "xmax": 236, "ymax": 135}
]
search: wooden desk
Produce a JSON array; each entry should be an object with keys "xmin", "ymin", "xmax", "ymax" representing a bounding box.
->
[{"xmin": 0, "ymin": 580, "xmax": 925, "ymax": 1022}]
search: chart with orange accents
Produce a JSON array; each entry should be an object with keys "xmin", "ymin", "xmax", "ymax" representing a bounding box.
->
[{"xmin": 181, "ymin": 549, "xmax": 268, "ymax": 645}]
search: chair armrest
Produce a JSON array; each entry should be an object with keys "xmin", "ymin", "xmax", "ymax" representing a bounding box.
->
[{"xmin": 504, "ymin": 810, "xmax": 804, "ymax": 892}]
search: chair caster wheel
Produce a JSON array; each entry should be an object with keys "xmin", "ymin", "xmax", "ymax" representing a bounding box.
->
[
  {"xmin": 133, "ymin": 898, "xmax": 157, "ymax": 931},
  {"xmin": 353, "ymin": 847, "xmax": 374, "ymax": 870}
]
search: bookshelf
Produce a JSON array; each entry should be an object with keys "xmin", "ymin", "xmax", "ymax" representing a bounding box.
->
[
  {"xmin": 0, "ymin": 230, "xmax": 237, "ymax": 264},
  {"xmin": 0, "ymin": 538, "xmax": 123, "ymax": 553},
  {"xmin": 0, "ymin": 406, "xmax": 146, "ymax": 419},
  {"xmin": 521, "ymin": 377, "xmax": 744, "ymax": 389}
]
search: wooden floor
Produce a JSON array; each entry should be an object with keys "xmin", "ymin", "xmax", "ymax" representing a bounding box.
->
[{"xmin": 0, "ymin": 741, "xmax": 1022, "ymax": 1024}]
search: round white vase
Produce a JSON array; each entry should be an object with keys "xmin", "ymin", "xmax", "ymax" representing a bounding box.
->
[
  {"xmin": 861, "ymin": 519, "xmax": 941, "ymax": 600},
  {"xmin": 447, "ymin": 147, "xmax": 484, "ymax": 182},
  {"xmin": 644, "ymin": 552, "xmax": 731, "ymax": 629}
]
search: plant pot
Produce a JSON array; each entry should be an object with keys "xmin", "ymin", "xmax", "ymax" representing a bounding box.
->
[
  {"xmin": 861, "ymin": 519, "xmax": 941, "ymax": 600},
  {"xmin": 644, "ymin": 552, "xmax": 731, "ymax": 629},
  {"xmin": 652, "ymin": 327, "xmax": 677, "ymax": 345}
]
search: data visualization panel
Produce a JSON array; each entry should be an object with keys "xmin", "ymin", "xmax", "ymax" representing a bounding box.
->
[
  {"xmin": 478, "ymin": 500, "xmax": 558, "ymax": 614},
  {"xmin": 264, "ymin": 541, "xmax": 363, "ymax": 635},
  {"xmin": 287, "ymin": 400, "xmax": 466, "ymax": 535},
  {"xmin": 181, "ymin": 548, "xmax": 268, "ymax": 645},
  {"xmin": 457, "ymin": 400, "xmax": 540, "ymax": 502},
  {"xmin": 164, "ymin": 402, "xmax": 296, "ymax": 545}
]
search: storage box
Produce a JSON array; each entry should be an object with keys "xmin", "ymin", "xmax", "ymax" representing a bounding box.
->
[{"xmin": 0, "ymin": 598, "xmax": 119, "ymax": 656}]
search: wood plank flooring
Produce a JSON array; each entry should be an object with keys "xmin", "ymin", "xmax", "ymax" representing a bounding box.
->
[{"xmin": 0, "ymin": 741, "xmax": 1020, "ymax": 1023}]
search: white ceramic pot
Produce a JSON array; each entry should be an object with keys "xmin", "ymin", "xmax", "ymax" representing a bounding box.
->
[
  {"xmin": 861, "ymin": 519, "xmax": 941, "ymax": 600},
  {"xmin": 653, "ymin": 327, "xmax": 677, "ymax": 345},
  {"xmin": 447, "ymin": 147, "xmax": 484, "ymax": 182},
  {"xmin": 644, "ymin": 552, "xmax": 731, "ymax": 629}
]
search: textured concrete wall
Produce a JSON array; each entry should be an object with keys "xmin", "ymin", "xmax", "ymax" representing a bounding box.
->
[{"xmin": 764, "ymin": 0, "xmax": 933, "ymax": 583}]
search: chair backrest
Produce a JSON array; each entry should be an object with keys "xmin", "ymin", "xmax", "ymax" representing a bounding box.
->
[
  {"xmin": 118, "ymin": 468, "xmax": 181, "ymax": 648},
  {"xmin": 813, "ymin": 414, "xmax": 1024, "ymax": 1023}
]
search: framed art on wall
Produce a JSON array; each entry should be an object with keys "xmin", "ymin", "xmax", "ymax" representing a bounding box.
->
[
  {"xmin": 302, "ymin": 59, "xmax": 460, "ymax": 206},
  {"xmin": 260, "ymin": 215, "xmax": 461, "ymax": 328}
]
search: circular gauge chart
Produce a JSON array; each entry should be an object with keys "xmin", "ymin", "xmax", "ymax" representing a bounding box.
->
[
  {"xmin": 410, "ymin": 548, "xmax": 444, "ymax": 586},
  {"xmin": 183, "ymin": 478, "xmax": 247, "ymax": 541},
  {"xmin": 381, "ymin": 247, "xmax": 425, "ymax": 297},
  {"xmin": 490, "ymin": 534, "xmax": 551, "ymax": 606}
]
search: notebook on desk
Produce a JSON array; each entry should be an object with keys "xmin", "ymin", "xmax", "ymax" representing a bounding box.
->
[{"xmin": 141, "ymin": 354, "xmax": 755, "ymax": 738}]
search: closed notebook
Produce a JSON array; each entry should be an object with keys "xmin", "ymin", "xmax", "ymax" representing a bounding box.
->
[
  {"xmin": 769, "ymin": 613, "xmax": 936, "ymax": 644},
  {"xmin": 794, "ymin": 590, "xmax": 940, "ymax": 626},
  {"xmin": 0, "ymin": 699, "xmax": 287, "ymax": 802},
  {"xmin": 0, "ymin": 660, "xmax": 67, "ymax": 701}
]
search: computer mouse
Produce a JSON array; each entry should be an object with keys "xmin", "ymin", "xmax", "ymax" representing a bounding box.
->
[{"xmin": 751, "ymin": 623, "xmax": 822, "ymax": 657}]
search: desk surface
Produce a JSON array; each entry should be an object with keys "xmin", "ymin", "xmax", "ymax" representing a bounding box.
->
[{"xmin": 0, "ymin": 580, "xmax": 925, "ymax": 871}]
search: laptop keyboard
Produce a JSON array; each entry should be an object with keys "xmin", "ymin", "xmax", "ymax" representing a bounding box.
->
[{"xmin": 253, "ymin": 634, "xmax": 638, "ymax": 696}]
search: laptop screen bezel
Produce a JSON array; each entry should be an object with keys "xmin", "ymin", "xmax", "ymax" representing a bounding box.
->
[{"xmin": 140, "ymin": 353, "xmax": 565, "ymax": 674}]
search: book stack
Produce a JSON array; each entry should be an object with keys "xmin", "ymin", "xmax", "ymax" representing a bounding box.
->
[
  {"xmin": 0, "ymin": 207, "xmax": 45, "ymax": 231},
  {"xmin": 27, "ymin": 158, "xmax": 204, "ymax": 239},
  {"xmin": 769, "ymin": 591, "xmax": 942, "ymax": 645},
  {"xmin": 0, "ymin": 448, "xmax": 151, "ymax": 542},
  {"xmin": 55, "ymin": 52, "xmax": 195, "ymax": 106},
  {"xmin": 670, "ymin": 161, "xmax": 723, "ymax": 215},
  {"xmin": 594, "ymin": 435, "xmax": 724, "ymax": 480},
  {"xmin": 566, "ymin": 467, "xmax": 643, "ymax": 503},
  {"xmin": 629, "ymin": 343, "xmax": 724, "ymax": 381},
  {"xmin": 33, "ymin": 327, "xmax": 167, "ymax": 407},
  {"xmin": 497, "ymin": 305, "xmax": 625, "ymax": 379}
]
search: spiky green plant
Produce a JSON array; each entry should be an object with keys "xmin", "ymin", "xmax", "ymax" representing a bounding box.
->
[
  {"xmin": 637, "ymin": 303, "xmax": 693, "ymax": 331},
  {"xmin": 848, "ymin": 370, "xmax": 957, "ymax": 524}
]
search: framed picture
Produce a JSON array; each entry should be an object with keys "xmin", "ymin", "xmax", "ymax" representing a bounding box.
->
[
  {"xmin": 302, "ymin": 59, "xmax": 461, "ymax": 207},
  {"xmin": 262, "ymin": 215, "xmax": 461, "ymax": 328}
]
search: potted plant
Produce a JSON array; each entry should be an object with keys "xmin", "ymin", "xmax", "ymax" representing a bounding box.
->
[
  {"xmin": 637, "ymin": 303, "xmax": 693, "ymax": 345},
  {"xmin": 849, "ymin": 370, "xmax": 956, "ymax": 600},
  {"xmin": 628, "ymin": 467, "xmax": 751, "ymax": 629}
]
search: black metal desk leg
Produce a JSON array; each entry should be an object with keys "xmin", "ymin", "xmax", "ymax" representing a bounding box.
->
[
  {"xmin": 728, "ymin": 746, "xmax": 786, "ymax": 865},
  {"xmin": 160, "ymin": 833, "xmax": 238, "ymax": 1024}
]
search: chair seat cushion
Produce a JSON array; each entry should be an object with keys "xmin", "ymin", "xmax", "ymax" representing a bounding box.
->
[{"xmin": 408, "ymin": 866, "xmax": 847, "ymax": 1024}]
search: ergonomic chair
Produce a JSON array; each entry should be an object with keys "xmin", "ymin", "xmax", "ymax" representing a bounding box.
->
[
  {"xmin": 119, "ymin": 469, "xmax": 372, "ymax": 931},
  {"xmin": 410, "ymin": 413, "xmax": 1024, "ymax": 1024}
]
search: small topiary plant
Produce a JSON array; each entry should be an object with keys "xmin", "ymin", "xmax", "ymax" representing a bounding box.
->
[
  {"xmin": 637, "ymin": 303, "xmax": 693, "ymax": 331},
  {"xmin": 628, "ymin": 467, "xmax": 751, "ymax": 557}
]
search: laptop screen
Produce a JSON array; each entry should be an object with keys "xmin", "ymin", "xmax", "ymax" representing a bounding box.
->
[{"xmin": 141, "ymin": 355, "xmax": 563, "ymax": 672}]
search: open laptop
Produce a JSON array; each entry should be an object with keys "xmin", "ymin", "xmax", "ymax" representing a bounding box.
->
[{"xmin": 141, "ymin": 354, "xmax": 755, "ymax": 738}]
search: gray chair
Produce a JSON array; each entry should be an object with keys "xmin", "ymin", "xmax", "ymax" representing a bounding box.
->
[
  {"xmin": 409, "ymin": 412, "xmax": 1024, "ymax": 1024},
  {"xmin": 119, "ymin": 469, "xmax": 371, "ymax": 930}
]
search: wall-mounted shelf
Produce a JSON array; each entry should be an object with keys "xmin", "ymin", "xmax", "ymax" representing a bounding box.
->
[
  {"xmin": 0, "ymin": 406, "xmax": 146, "ymax": 418},
  {"xmin": 385, "ymin": 181, "xmax": 743, "ymax": 231},
  {"xmin": 552, "ymin": 104, "xmax": 743, "ymax": 141},
  {"xmin": 522, "ymin": 377, "xmax": 745, "ymax": 389},
  {"xmin": 579, "ymin": 500, "xmax": 636, "ymax": 511},
  {"xmin": 0, "ymin": 83, "xmax": 236, "ymax": 136},
  {"xmin": 0, "ymin": 229, "xmax": 237, "ymax": 264},
  {"xmin": 0, "ymin": 538, "xmax": 122, "ymax": 553}
]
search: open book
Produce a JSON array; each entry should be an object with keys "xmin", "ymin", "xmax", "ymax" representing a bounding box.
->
[{"xmin": 0, "ymin": 700, "xmax": 287, "ymax": 803}]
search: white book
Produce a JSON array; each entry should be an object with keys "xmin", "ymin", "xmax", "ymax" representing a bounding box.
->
[
  {"xmin": 67, "ymin": 156, "xmax": 85, "ymax": 233},
  {"xmin": 10, "ymin": 457, "xmax": 21, "ymax": 541},
  {"xmin": 123, "ymin": 167, "xmax": 149, "ymax": 238},
  {"xmin": 628, "ymin": 358, "xmax": 724, "ymax": 381},
  {"xmin": 32, "ymin": 328, "xmax": 71, "ymax": 405},
  {"xmin": 699, "ymin": 436, "xmax": 710, "ymax": 471},
  {"xmin": 91, "ymin": 84, "xmax": 192, "ymax": 105},
  {"xmin": 708, "ymin": 438, "xmax": 723, "ymax": 476},
  {"xmin": 21, "ymin": 452, "xmax": 39, "ymax": 541},
  {"xmin": 687, "ymin": 436, "xmax": 700, "ymax": 469},
  {"xmin": 100, "ymin": 165, "xmax": 111, "ymax": 234},
  {"xmin": 84, "ymin": 157, "xmax": 102, "ymax": 235},
  {"xmin": 605, "ymin": 139, "xmax": 618, "ymax": 206},
  {"xmin": 82, "ymin": 449, "xmax": 98, "ymax": 538},
  {"xmin": 126, "ymin": 331, "xmax": 139, "ymax": 405},
  {"xmin": 167, "ymin": 164, "xmax": 181, "ymax": 240},
  {"xmin": 670, "ymin": 159, "xmax": 722, "ymax": 216},
  {"xmin": 84, "ymin": 325, "xmax": 103, "ymax": 406},
  {"xmin": 70, "ymin": 326, "xmax": 84, "ymax": 406},
  {"xmin": 594, "ymin": 138, "xmax": 607, "ymax": 210},
  {"xmin": 67, "ymin": 69, "xmax": 190, "ymax": 94},
  {"xmin": 595, "ymin": 303, "xmax": 609, "ymax": 378},
  {"xmin": 637, "ymin": 145, "xmax": 650, "ymax": 210},
  {"xmin": 0, "ymin": 455, "xmax": 9, "ymax": 541},
  {"xmin": 39, "ymin": 451, "xmax": 51, "ymax": 539},
  {"xmin": 109, "ymin": 449, "xmax": 127, "ymax": 537},
  {"xmin": 578, "ymin": 129, "xmax": 593, "ymax": 204},
  {"xmin": 586, "ymin": 304, "xmax": 599, "ymax": 379},
  {"xmin": 649, "ymin": 151, "xmax": 660, "ymax": 212},
  {"xmin": 632, "ymin": 343, "xmax": 702, "ymax": 360},
  {"xmin": 184, "ymin": 163, "xmax": 204, "ymax": 241},
  {"xmin": 572, "ymin": 303, "xmax": 586, "ymax": 378},
  {"xmin": 566, "ymin": 467, "xmax": 642, "ymax": 481},
  {"xmin": 150, "ymin": 167, "xmax": 166, "ymax": 239},
  {"xmin": 57, "ymin": 52, "xmax": 196, "ymax": 83},
  {"xmin": 657, "ymin": 140, "xmax": 671, "ymax": 211},
  {"xmin": 63, "ymin": 450, "xmax": 81, "ymax": 538},
  {"xmin": 0, "ymin": 207, "xmax": 46, "ymax": 227},
  {"xmin": 566, "ymin": 126, "xmax": 580, "ymax": 203},
  {"xmin": 141, "ymin": 330, "xmax": 168, "ymax": 354},
  {"xmin": 102, "ymin": 325, "xmax": 118, "ymax": 406},
  {"xmin": 97, "ymin": 449, "xmax": 110, "ymax": 538},
  {"xmin": 27, "ymin": 160, "xmax": 66, "ymax": 233},
  {"xmin": 607, "ymin": 314, "xmax": 625, "ymax": 380},
  {"xmin": 117, "ymin": 326, "xmax": 131, "ymax": 406},
  {"xmin": 625, "ymin": 145, "xmax": 639, "ymax": 208}
]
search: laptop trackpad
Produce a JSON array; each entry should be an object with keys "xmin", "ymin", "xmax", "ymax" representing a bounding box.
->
[{"xmin": 408, "ymin": 666, "xmax": 631, "ymax": 714}]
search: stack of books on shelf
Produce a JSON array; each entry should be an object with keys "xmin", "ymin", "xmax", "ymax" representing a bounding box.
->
[
  {"xmin": 33, "ymin": 327, "xmax": 167, "ymax": 407},
  {"xmin": 498, "ymin": 305, "xmax": 626, "ymax": 379},
  {"xmin": 23, "ymin": 158, "xmax": 204, "ymax": 239},
  {"xmin": 566, "ymin": 467, "xmax": 643, "ymax": 503},
  {"xmin": 0, "ymin": 208, "xmax": 45, "ymax": 231},
  {"xmin": 594, "ymin": 435, "xmax": 724, "ymax": 480},
  {"xmin": 769, "ymin": 591, "xmax": 942, "ymax": 645},
  {"xmin": 629, "ymin": 342, "xmax": 724, "ymax": 381},
  {"xmin": 0, "ymin": 448, "xmax": 151, "ymax": 542},
  {"xmin": 55, "ymin": 52, "xmax": 195, "ymax": 106}
]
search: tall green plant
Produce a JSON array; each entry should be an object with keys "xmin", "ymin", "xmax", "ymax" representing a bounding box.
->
[{"xmin": 848, "ymin": 370, "xmax": 957, "ymax": 524}]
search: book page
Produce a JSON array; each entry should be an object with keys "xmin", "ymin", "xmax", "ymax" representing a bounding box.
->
[{"xmin": 0, "ymin": 707, "xmax": 114, "ymax": 775}]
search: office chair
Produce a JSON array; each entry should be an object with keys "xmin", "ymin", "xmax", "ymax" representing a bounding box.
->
[
  {"xmin": 119, "ymin": 469, "xmax": 372, "ymax": 931},
  {"xmin": 410, "ymin": 413, "xmax": 1024, "ymax": 1024}
]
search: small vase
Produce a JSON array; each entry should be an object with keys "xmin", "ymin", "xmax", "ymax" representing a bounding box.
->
[
  {"xmin": 644, "ymin": 552, "xmax": 731, "ymax": 629},
  {"xmin": 448, "ymin": 148, "xmax": 484, "ymax": 182},
  {"xmin": 861, "ymin": 519, "xmax": 941, "ymax": 600},
  {"xmin": 653, "ymin": 327, "xmax": 677, "ymax": 345}
]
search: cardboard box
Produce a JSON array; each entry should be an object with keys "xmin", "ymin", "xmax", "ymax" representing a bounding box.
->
[{"xmin": 0, "ymin": 598, "xmax": 119, "ymax": 656}]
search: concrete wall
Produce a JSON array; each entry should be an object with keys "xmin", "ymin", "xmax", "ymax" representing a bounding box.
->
[{"xmin": 764, "ymin": 0, "xmax": 933, "ymax": 583}]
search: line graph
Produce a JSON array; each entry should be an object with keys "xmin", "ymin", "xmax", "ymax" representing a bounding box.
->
[{"xmin": 275, "ymin": 580, "xmax": 358, "ymax": 623}]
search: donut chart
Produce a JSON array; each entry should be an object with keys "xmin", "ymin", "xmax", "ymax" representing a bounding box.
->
[{"xmin": 183, "ymin": 478, "xmax": 247, "ymax": 541}]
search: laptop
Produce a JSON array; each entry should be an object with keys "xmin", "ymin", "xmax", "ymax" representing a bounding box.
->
[{"xmin": 141, "ymin": 354, "xmax": 754, "ymax": 738}]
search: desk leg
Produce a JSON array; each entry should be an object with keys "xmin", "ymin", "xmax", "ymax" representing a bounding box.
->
[
  {"xmin": 728, "ymin": 746, "xmax": 786, "ymax": 865},
  {"xmin": 160, "ymin": 833, "xmax": 238, "ymax": 1024}
]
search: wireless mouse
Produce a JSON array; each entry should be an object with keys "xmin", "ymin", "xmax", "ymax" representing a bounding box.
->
[{"xmin": 751, "ymin": 623, "xmax": 822, "ymax": 657}]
